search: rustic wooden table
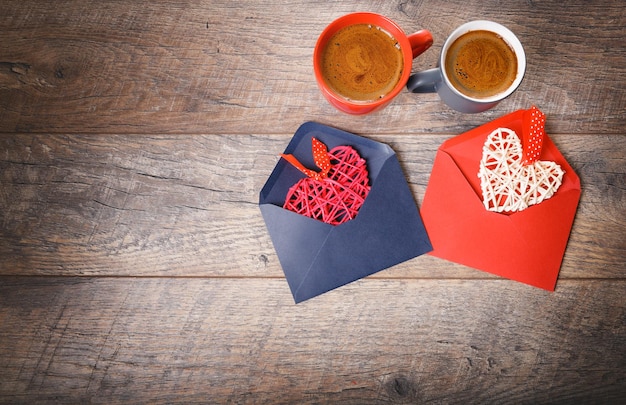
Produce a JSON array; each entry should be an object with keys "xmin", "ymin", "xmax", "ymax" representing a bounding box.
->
[{"xmin": 1, "ymin": 1, "xmax": 624, "ymax": 403}]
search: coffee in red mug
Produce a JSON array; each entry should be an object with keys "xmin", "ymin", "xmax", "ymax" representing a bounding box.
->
[{"xmin": 314, "ymin": 13, "xmax": 433, "ymax": 115}]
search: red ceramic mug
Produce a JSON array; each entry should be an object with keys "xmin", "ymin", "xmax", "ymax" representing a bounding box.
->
[{"xmin": 313, "ymin": 13, "xmax": 433, "ymax": 115}]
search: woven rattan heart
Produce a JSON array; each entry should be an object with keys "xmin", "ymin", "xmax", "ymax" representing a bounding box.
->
[
  {"xmin": 282, "ymin": 139, "xmax": 370, "ymax": 225},
  {"xmin": 478, "ymin": 127, "xmax": 564, "ymax": 212}
]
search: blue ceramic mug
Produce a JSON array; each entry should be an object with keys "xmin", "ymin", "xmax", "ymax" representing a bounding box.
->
[{"xmin": 407, "ymin": 20, "xmax": 526, "ymax": 113}]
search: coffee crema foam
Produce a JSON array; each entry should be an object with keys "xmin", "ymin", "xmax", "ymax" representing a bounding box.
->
[
  {"xmin": 445, "ymin": 30, "xmax": 517, "ymax": 99},
  {"xmin": 321, "ymin": 24, "xmax": 404, "ymax": 102}
]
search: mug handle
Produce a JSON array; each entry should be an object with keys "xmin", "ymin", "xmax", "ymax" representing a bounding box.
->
[
  {"xmin": 407, "ymin": 68, "xmax": 441, "ymax": 93},
  {"xmin": 408, "ymin": 30, "xmax": 433, "ymax": 58}
]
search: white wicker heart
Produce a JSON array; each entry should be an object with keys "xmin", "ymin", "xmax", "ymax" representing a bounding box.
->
[{"xmin": 478, "ymin": 127, "xmax": 564, "ymax": 212}]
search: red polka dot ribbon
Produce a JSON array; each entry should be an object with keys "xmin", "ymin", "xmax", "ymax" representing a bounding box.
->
[
  {"xmin": 522, "ymin": 106, "xmax": 546, "ymax": 165},
  {"xmin": 281, "ymin": 137, "xmax": 331, "ymax": 181}
]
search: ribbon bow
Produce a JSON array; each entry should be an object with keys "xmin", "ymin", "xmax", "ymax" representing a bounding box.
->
[
  {"xmin": 281, "ymin": 138, "xmax": 331, "ymax": 181},
  {"xmin": 522, "ymin": 106, "xmax": 546, "ymax": 165}
]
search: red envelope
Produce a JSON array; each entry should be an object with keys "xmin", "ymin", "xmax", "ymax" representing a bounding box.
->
[{"xmin": 421, "ymin": 109, "xmax": 581, "ymax": 290}]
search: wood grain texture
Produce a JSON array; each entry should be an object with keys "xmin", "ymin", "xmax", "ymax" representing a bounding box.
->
[
  {"xmin": 0, "ymin": 0, "xmax": 624, "ymax": 135},
  {"xmin": 0, "ymin": 277, "xmax": 624, "ymax": 404},
  {"xmin": 1, "ymin": 134, "xmax": 624, "ymax": 278},
  {"xmin": 0, "ymin": 0, "xmax": 625, "ymax": 403}
]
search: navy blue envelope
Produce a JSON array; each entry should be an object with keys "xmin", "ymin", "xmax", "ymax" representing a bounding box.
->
[{"xmin": 259, "ymin": 122, "xmax": 432, "ymax": 303}]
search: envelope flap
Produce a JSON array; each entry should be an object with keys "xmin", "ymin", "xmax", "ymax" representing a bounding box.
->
[
  {"xmin": 259, "ymin": 121, "xmax": 393, "ymax": 207},
  {"xmin": 441, "ymin": 110, "xmax": 580, "ymax": 202}
]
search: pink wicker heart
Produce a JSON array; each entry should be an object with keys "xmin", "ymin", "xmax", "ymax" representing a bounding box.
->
[
  {"xmin": 478, "ymin": 127, "xmax": 564, "ymax": 212},
  {"xmin": 282, "ymin": 139, "xmax": 370, "ymax": 225}
]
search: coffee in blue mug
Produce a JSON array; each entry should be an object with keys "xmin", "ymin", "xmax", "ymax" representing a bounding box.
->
[{"xmin": 407, "ymin": 20, "xmax": 525, "ymax": 113}]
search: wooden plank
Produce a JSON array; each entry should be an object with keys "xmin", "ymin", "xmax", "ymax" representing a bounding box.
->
[
  {"xmin": 0, "ymin": 277, "xmax": 623, "ymax": 403},
  {"xmin": 1, "ymin": 133, "xmax": 624, "ymax": 278},
  {"xmin": 1, "ymin": 1, "xmax": 624, "ymax": 405},
  {"xmin": 0, "ymin": 0, "xmax": 624, "ymax": 135}
]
